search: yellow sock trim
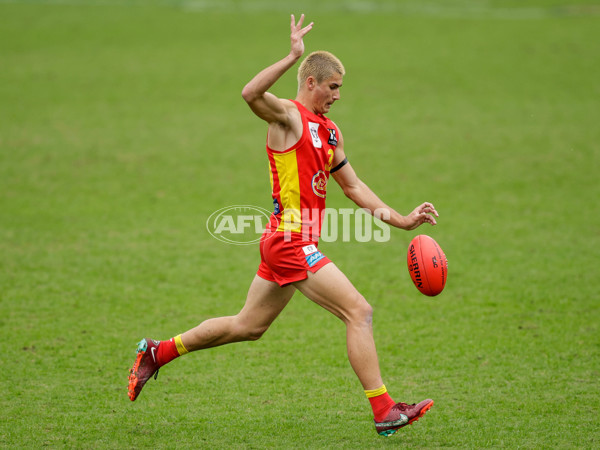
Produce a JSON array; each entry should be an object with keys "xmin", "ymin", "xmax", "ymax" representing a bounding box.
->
[
  {"xmin": 174, "ymin": 334, "xmax": 189, "ymax": 355},
  {"xmin": 365, "ymin": 385, "xmax": 387, "ymax": 398}
]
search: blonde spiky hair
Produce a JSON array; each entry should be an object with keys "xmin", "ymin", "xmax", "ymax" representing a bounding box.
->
[{"xmin": 297, "ymin": 51, "xmax": 345, "ymax": 90}]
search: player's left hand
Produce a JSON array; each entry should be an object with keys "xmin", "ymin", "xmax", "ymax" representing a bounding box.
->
[{"xmin": 403, "ymin": 202, "xmax": 439, "ymax": 230}]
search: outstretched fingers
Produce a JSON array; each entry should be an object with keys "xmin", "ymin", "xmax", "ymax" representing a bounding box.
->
[
  {"xmin": 291, "ymin": 13, "xmax": 304, "ymax": 29},
  {"xmin": 291, "ymin": 13, "xmax": 313, "ymax": 36},
  {"xmin": 289, "ymin": 13, "xmax": 313, "ymax": 58}
]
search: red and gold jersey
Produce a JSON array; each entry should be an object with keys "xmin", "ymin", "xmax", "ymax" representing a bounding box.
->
[{"xmin": 266, "ymin": 100, "xmax": 339, "ymax": 239}]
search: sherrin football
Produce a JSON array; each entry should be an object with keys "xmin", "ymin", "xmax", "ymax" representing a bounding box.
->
[{"xmin": 407, "ymin": 235, "xmax": 448, "ymax": 296}]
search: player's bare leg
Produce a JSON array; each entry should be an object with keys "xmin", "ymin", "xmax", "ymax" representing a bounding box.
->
[
  {"xmin": 293, "ymin": 262, "xmax": 383, "ymax": 389},
  {"xmin": 181, "ymin": 275, "xmax": 296, "ymax": 351},
  {"xmin": 293, "ymin": 262, "xmax": 433, "ymax": 436},
  {"xmin": 128, "ymin": 275, "xmax": 295, "ymax": 400}
]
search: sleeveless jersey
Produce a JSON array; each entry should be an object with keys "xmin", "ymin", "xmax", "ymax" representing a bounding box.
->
[{"xmin": 265, "ymin": 100, "xmax": 339, "ymax": 240}]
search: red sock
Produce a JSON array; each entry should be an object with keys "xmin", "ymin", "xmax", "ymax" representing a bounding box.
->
[
  {"xmin": 156, "ymin": 338, "xmax": 180, "ymax": 367},
  {"xmin": 366, "ymin": 386, "xmax": 396, "ymax": 422}
]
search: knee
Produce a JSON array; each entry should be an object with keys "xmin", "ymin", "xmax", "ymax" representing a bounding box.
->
[
  {"xmin": 346, "ymin": 294, "xmax": 373, "ymax": 326},
  {"xmin": 232, "ymin": 319, "xmax": 269, "ymax": 341},
  {"xmin": 245, "ymin": 325, "xmax": 268, "ymax": 341}
]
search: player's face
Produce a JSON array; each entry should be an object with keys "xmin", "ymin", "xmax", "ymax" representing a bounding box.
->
[{"xmin": 313, "ymin": 74, "xmax": 342, "ymax": 114}]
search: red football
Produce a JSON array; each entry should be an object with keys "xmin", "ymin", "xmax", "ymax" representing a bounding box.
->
[{"xmin": 407, "ymin": 235, "xmax": 448, "ymax": 296}]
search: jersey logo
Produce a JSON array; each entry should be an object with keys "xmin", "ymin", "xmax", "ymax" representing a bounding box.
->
[
  {"xmin": 312, "ymin": 170, "xmax": 328, "ymax": 198},
  {"xmin": 302, "ymin": 244, "xmax": 318, "ymax": 255},
  {"xmin": 306, "ymin": 251, "xmax": 325, "ymax": 267},
  {"xmin": 308, "ymin": 122, "xmax": 322, "ymax": 148},
  {"xmin": 327, "ymin": 128, "xmax": 338, "ymax": 146}
]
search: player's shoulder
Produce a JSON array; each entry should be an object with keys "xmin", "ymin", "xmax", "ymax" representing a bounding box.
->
[
  {"xmin": 279, "ymin": 98, "xmax": 299, "ymax": 111},
  {"xmin": 279, "ymin": 98, "xmax": 302, "ymax": 120},
  {"xmin": 263, "ymin": 98, "xmax": 301, "ymax": 130}
]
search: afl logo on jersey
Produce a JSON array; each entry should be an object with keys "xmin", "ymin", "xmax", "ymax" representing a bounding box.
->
[{"xmin": 312, "ymin": 170, "xmax": 328, "ymax": 198}]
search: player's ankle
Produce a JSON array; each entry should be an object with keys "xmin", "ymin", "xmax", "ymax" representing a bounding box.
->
[
  {"xmin": 365, "ymin": 385, "xmax": 396, "ymax": 422},
  {"xmin": 156, "ymin": 335, "xmax": 189, "ymax": 366}
]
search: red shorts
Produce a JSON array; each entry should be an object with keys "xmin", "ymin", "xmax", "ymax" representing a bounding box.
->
[{"xmin": 257, "ymin": 231, "xmax": 331, "ymax": 287}]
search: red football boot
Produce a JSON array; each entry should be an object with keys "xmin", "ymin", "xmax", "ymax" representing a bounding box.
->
[
  {"xmin": 375, "ymin": 399, "xmax": 434, "ymax": 436},
  {"xmin": 127, "ymin": 338, "xmax": 160, "ymax": 401}
]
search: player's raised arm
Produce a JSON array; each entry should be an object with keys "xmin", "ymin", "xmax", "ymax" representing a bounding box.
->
[{"xmin": 241, "ymin": 14, "xmax": 313, "ymax": 124}]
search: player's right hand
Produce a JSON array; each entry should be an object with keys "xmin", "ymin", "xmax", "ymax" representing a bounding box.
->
[{"xmin": 290, "ymin": 14, "xmax": 313, "ymax": 59}]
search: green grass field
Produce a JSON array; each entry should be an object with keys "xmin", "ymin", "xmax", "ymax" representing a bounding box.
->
[{"xmin": 1, "ymin": 0, "xmax": 599, "ymax": 447}]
